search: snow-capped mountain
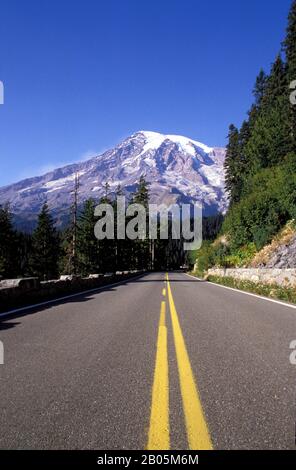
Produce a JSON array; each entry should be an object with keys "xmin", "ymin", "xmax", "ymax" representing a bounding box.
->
[{"xmin": 0, "ymin": 131, "xmax": 227, "ymax": 230}]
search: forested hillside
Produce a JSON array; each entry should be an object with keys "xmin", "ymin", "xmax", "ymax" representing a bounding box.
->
[{"xmin": 194, "ymin": 0, "xmax": 296, "ymax": 273}]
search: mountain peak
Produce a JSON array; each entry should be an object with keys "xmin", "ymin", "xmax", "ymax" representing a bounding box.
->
[
  {"xmin": 134, "ymin": 130, "xmax": 214, "ymax": 155},
  {"xmin": 0, "ymin": 131, "xmax": 227, "ymax": 231}
]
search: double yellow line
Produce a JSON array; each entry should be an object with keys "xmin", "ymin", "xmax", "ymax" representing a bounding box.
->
[{"xmin": 147, "ymin": 273, "xmax": 212, "ymax": 450}]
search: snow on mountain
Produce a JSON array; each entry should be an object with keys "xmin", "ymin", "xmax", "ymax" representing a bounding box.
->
[
  {"xmin": 140, "ymin": 131, "xmax": 213, "ymax": 155},
  {"xmin": 0, "ymin": 131, "xmax": 227, "ymax": 229}
]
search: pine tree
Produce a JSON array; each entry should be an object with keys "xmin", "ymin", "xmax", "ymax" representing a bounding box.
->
[
  {"xmin": 15, "ymin": 231, "xmax": 32, "ymax": 277},
  {"xmin": 30, "ymin": 204, "xmax": 59, "ymax": 280},
  {"xmin": 103, "ymin": 181, "xmax": 111, "ymax": 200},
  {"xmin": 224, "ymin": 125, "xmax": 241, "ymax": 205},
  {"xmin": 245, "ymin": 56, "xmax": 292, "ymax": 172},
  {"xmin": 0, "ymin": 204, "xmax": 17, "ymax": 278},
  {"xmin": 284, "ymin": 0, "xmax": 296, "ymax": 149},
  {"xmin": 253, "ymin": 69, "xmax": 268, "ymax": 107},
  {"xmin": 132, "ymin": 175, "xmax": 149, "ymax": 208},
  {"xmin": 130, "ymin": 176, "xmax": 150, "ymax": 269},
  {"xmin": 96, "ymin": 188, "xmax": 116, "ymax": 273},
  {"xmin": 113, "ymin": 185, "xmax": 128, "ymax": 270},
  {"xmin": 244, "ymin": 102, "xmax": 292, "ymax": 171},
  {"xmin": 284, "ymin": 0, "xmax": 296, "ymax": 82},
  {"xmin": 261, "ymin": 55, "xmax": 287, "ymax": 111},
  {"xmin": 77, "ymin": 198, "xmax": 99, "ymax": 275},
  {"xmin": 61, "ymin": 173, "xmax": 80, "ymax": 275}
]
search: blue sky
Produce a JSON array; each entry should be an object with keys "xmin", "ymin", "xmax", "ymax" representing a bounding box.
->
[{"xmin": 0, "ymin": 0, "xmax": 292, "ymax": 186}]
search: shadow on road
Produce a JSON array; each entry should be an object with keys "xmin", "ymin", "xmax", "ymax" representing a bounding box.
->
[
  {"xmin": 0, "ymin": 273, "xmax": 204, "ymax": 330},
  {"xmin": 0, "ymin": 321, "xmax": 21, "ymax": 331}
]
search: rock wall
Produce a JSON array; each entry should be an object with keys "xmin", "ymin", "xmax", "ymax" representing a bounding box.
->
[
  {"xmin": 0, "ymin": 271, "xmax": 143, "ymax": 314},
  {"xmin": 207, "ymin": 268, "xmax": 296, "ymax": 288}
]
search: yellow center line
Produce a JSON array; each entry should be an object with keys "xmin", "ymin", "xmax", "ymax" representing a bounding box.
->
[
  {"xmin": 147, "ymin": 299, "xmax": 169, "ymax": 450},
  {"xmin": 162, "ymin": 288, "xmax": 166, "ymax": 297},
  {"xmin": 166, "ymin": 273, "xmax": 213, "ymax": 450}
]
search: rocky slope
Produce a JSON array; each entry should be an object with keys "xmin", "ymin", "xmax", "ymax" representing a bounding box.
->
[{"xmin": 251, "ymin": 222, "xmax": 296, "ymax": 268}]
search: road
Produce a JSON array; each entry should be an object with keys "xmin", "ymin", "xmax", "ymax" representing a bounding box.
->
[{"xmin": 0, "ymin": 271, "xmax": 296, "ymax": 450}]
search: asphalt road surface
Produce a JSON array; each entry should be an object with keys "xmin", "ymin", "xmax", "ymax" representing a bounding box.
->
[{"xmin": 0, "ymin": 272, "xmax": 296, "ymax": 450}]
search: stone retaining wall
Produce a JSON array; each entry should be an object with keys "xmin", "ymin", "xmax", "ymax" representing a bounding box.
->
[
  {"xmin": 207, "ymin": 268, "xmax": 296, "ymax": 288},
  {"xmin": 0, "ymin": 271, "xmax": 144, "ymax": 314}
]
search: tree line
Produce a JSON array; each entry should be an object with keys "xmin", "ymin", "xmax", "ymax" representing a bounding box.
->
[
  {"xmin": 0, "ymin": 177, "xmax": 188, "ymax": 280},
  {"xmin": 0, "ymin": 173, "xmax": 224, "ymax": 280}
]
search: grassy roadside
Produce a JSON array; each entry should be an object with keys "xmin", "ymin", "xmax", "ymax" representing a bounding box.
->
[{"xmin": 190, "ymin": 272, "xmax": 296, "ymax": 305}]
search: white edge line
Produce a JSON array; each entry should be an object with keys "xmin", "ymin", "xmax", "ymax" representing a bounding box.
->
[
  {"xmin": 0, "ymin": 274, "xmax": 145, "ymax": 319},
  {"xmin": 185, "ymin": 273, "xmax": 296, "ymax": 310}
]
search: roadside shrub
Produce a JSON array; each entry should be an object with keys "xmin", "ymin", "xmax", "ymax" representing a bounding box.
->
[
  {"xmin": 194, "ymin": 242, "xmax": 214, "ymax": 275},
  {"xmin": 224, "ymin": 243, "xmax": 257, "ymax": 267},
  {"xmin": 207, "ymin": 275, "xmax": 296, "ymax": 304},
  {"xmin": 222, "ymin": 160, "xmax": 295, "ymax": 249},
  {"xmin": 194, "ymin": 241, "xmax": 231, "ymax": 274}
]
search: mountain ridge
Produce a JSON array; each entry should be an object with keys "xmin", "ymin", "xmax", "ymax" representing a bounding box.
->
[{"xmin": 0, "ymin": 130, "xmax": 227, "ymax": 230}]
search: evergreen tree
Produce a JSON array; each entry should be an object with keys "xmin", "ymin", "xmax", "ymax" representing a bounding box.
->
[
  {"xmin": 77, "ymin": 198, "xmax": 99, "ymax": 275},
  {"xmin": 30, "ymin": 204, "xmax": 59, "ymax": 280},
  {"xmin": 261, "ymin": 55, "xmax": 287, "ymax": 111},
  {"xmin": 0, "ymin": 204, "xmax": 17, "ymax": 278},
  {"xmin": 284, "ymin": 0, "xmax": 296, "ymax": 82},
  {"xmin": 113, "ymin": 185, "xmax": 129, "ymax": 271},
  {"xmin": 97, "ymin": 188, "xmax": 116, "ymax": 273},
  {"xmin": 253, "ymin": 69, "xmax": 268, "ymax": 107},
  {"xmin": 130, "ymin": 176, "xmax": 150, "ymax": 269},
  {"xmin": 132, "ymin": 175, "xmax": 149, "ymax": 208},
  {"xmin": 245, "ymin": 56, "xmax": 292, "ymax": 173},
  {"xmin": 224, "ymin": 125, "xmax": 241, "ymax": 205},
  {"xmin": 244, "ymin": 101, "xmax": 292, "ymax": 171},
  {"xmin": 284, "ymin": 0, "xmax": 296, "ymax": 149},
  {"xmin": 238, "ymin": 119, "xmax": 251, "ymax": 176},
  {"xmin": 15, "ymin": 231, "xmax": 32, "ymax": 277}
]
